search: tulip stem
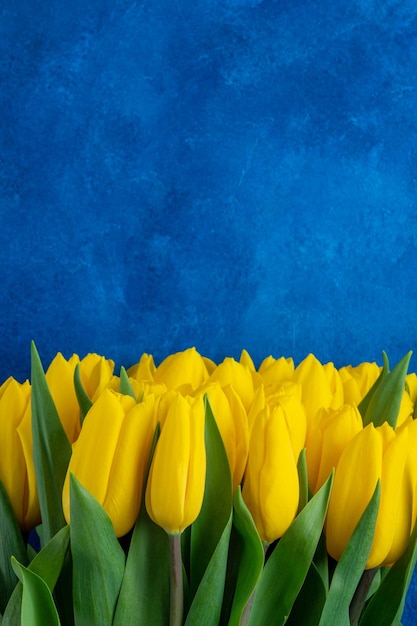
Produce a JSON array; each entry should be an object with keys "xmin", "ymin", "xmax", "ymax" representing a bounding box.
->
[
  {"xmin": 349, "ymin": 567, "xmax": 378, "ymax": 625},
  {"xmin": 169, "ymin": 533, "xmax": 183, "ymax": 626}
]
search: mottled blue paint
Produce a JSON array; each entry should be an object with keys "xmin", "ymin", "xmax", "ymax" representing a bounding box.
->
[{"xmin": 1, "ymin": 1, "xmax": 417, "ymax": 618}]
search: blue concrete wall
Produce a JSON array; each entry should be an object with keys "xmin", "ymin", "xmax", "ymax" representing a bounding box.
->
[{"xmin": 2, "ymin": 1, "xmax": 417, "ymax": 618}]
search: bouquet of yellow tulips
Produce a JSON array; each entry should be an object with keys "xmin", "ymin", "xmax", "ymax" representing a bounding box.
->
[{"xmin": 0, "ymin": 342, "xmax": 416, "ymax": 625}]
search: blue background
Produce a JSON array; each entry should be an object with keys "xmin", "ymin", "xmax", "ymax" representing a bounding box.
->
[{"xmin": 2, "ymin": 0, "xmax": 417, "ymax": 619}]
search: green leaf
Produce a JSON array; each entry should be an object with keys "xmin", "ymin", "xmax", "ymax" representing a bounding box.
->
[
  {"xmin": 247, "ymin": 473, "xmax": 333, "ymax": 626},
  {"xmin": 30, "ymin": 341, "xmax": 72, "ymax": 543},
  {"xmin": 113, "ymin": 498, "xmax": 170, "ymax": 625},
  {"xmin": 189, "ymin": 396, "xmax": 233, "ymax": 599},
  {"xmin": 318, "ymin": 481, "xmax": 380, "ymax": 626},
  {"xmin": 359, "ymin": 511, "xmax": 417, "ymax": 626},
  {"xmin": 11, "ymin": 557, "xmax": 61, "ymax": 626},
  {"xmin": 362, "ymin": 352, "xmax": 412, "ymax": 429},
  {"xmin": 0, "ymin": 481, "xmax": 28, "ymax": 614},
  {"xmin": 184, "ymin": 512, "xmax": 233, "ymax": 626},
  {"xmin": 3, "ymin": 526, "xmax": 70, "ymax": 626},
  {"xmin": 226, "ymin": 488, "xmax": 264, "ymax": 626},
  {"xmin": 286, "ymin": 562, "xmax": 327, "ymax": 626},
  {"xmin": 73, "ymin": 363, "xmax": 93, "ymax": 425},
  {"xmin": 358, "ymin": 352, "xmax": 389, "ymax": 419},
  {"xmin": 70, "ymin": 474, "xmax": 125, "ymax": 626},
  {"xmin": 119, "ymin": 366, "xmax": 137, "ymax": 400},
  {"xmin": 297, "ymin": 448, "xmax": 309, "ymax": 513}
]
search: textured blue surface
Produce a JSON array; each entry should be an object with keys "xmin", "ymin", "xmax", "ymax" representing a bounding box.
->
[{"xmin": 2, "ymin": 1, "xmax": 417, "ymax": 619}]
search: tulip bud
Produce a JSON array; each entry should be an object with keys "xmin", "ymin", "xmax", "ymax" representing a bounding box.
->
[
  {"xmin": 306, "ymin": 404, "xmax": 363, "ymax": 493},
  {"xmin": 339, "ymin": 362, "xmax": 381, "ymax": 405},
  {"xmin": 208, "ymin": 357, "xmax": 254, "ymax": 413},
  {"xmin": 127, "ymin": 352, "xmax": 156, "ymax": 381},
  {"xmin": 258, "ymin": 356, "xmax": 294, "ymax": 386},
  {"xmin": 326, "ymin": 422, "xmax": 417, "ymax": 568},
  {"xmin": 242, "ymin": 405, "xmax": 299, "ymax": 544},
  {"xmin": 153, "ymin": 347, "xmax": 209, "ymax": 393},
  {"xmin": 46, "ymin": 352, "xmax": 81, "ymax": 443},
  {"xmin": 62, "ymin": 389, "xmax": 156, "ymax": 537},
  {"xmin": 293, "ymin": 354, "xmax": 334, "ymax": 420},
  {"xmin": 0, "ymin": 378, "xmax": 40, "ymax": 530},
  {"xmin": 197, "ymin": 381, "xmax": 249, "ymax": 491},
  {"xmin": 266, "ymin": 382, "xmax": 307, "ymax": 462},
  {"xmin": 78, "ymin": 353, "xmax": 115, "ymax": 401},
  {"xmin": 145, "ymin": 394, "xmax": 206, "ymax": 534}
]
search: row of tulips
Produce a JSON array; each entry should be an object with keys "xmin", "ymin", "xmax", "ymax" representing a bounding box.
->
[{"xmin": 0, "ymin": 343, "xmax": 417, "ymax": 625}]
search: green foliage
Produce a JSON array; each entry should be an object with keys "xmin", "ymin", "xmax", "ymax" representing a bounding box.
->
[
  {"xmin": 69, "ymin": 475, "xmax": 125, "ymax": 626},
  {"xmin": 247, "ymin": 473, "xmax": 334, "ymax": 626},
  {"xmin": 31, "ymin": 342, "xmax": 72, "ymax": 544}
]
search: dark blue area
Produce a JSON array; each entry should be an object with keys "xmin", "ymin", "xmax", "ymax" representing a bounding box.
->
[{"xmin": 1, "ymin": 1, "xmax": 417, "ymax": 619}]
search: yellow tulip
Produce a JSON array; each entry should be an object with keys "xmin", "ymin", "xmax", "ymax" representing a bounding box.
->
[
  {"xmin": 242, "ymin": 405, "xmax": 299, "ymax": 544},
  {"xmin": 306, "ymin": 404, "xmax": 363, "ymax": 493},
  {"xmin": 79, "ymin": 353, "xmax": 115, "ymax": 401},
  {"xmin": 127, "ymin": 352, "xmax": 156, "ymax": 381},
  {"xmin": 339, "ymin": 362, "xmax": 381, "ymax": 405},
  {"xmin": 0, "ymin": 378, "xmax": 40, "ymax": 530},
  {"xmin": 46, "ymin": 352, "xmax": 81, "ymax": 443},
  {"xmin": 247, "ymin": 384, "xmax": 266, "ymax": 434},
  {"xmin": 266, "ymin": 382, "xmax": 307, "ymax": 462},
  {"xmin": 198, "ymin": 381, "xmax": 249, "ymax": 491},
  {"xmin": 323, "ymin": 362, "xmax": 344, "ymax": 409},
  {"xmin": 208, "ymin": 357, "xmax": 254, "ymax": 413},
  {"xmin": 62, "ymin": 389, "xmax": 156, "ymax": 537},
  {"xmin": 258, "ymin": 355, "xmax": 294, "ymax": 386},
  {"xmin": 145, "ymin": 394, "xmax": 206, "ymax": 534},
  {"xmin": 293, "ymin": 354, "xmax": 334, "ymax": 420},
  {"xmin": 326, "ymin": 422, "xmax": 416, "ymax": 568},
  {"xmin": 153, "ymin": 347, "xmax": 209, "ymax": 393}
]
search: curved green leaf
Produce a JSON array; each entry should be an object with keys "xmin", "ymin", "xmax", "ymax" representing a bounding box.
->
[
  {"xmin": 189, "ymin": 396, "xmax": 233, "ymax": 598},
  {"xmin": 11, "ymin": 557, "xmax": 60, "ymax": 626},
  {"xmin": 31, "ymin": 341, "xmax": 72, "ymax": 543},
  {"xmin": 359, "ymin": 513, "xmax": 417, "ymax": 626},
  {"xmin": 286, "ymin": 562, "xmax": 327, "ymax": 626},
  {"xmin": 358, "ymin": 352, "xmax": 389, "ymax": 419},
  {"xmin": 247, "ymin": 473, "xmax": 333, "ymax": 626},
  {"xmin": 297, "ymin": 448, "xmax": 309, "ymax": 513},
  {"xmin": 362, "ymin": 352, "xmax": 412, "ymax": 428},
  {"xmin": 185, "ymin": 512, "xmax": 233, "ymax": 626},
  {"xmin": 227, "ymin": 488, "xmax": 264, "ymax": 626},
  {"xmin": 318, "ymin": 481, "xmax": 380, "ymax": 626},
  {"xmin": 73, "ymin": 363, "xmax": 93, "ymax": 424},
  {"xmin": 70, "ymin": 474, "xmax": 125, "ymax": 626},
  {"xmin": 0, "ymin": 480, "xmax": 28, "ymax": 614},
  {"xmin": 3, "ymin": 526, "xmax": 70, "ymax": 625}
]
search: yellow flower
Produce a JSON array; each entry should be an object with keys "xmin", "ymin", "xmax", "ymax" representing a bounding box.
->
[
  {"xmin": 127, "ymin": 352, "xmax": 156, "ymax": 381},
  {"xmin": 339, "ymin": 362, "xmax": 381, "ymax": 405},
  {"xmin": 197, "ymin": 381, "xmax": 249, "ymax": 491},
  {"xmin": 293, "ymin": 354, "xmax": 335, "ymax": 420},
  {"xmin": 242, "ymin": 405, "xmax": 299, "ymax": 544},
  {"xmin": 46, "ymin": 352, "xmax": 81, "ymax": 443},
  {"xmin": 79, "ymin": 353, "xmax": 115, "ymax": 401},
  {"xmin": 62, "ymin": 389, "xmax": 156, "ymax": 537},
  {"xmin": 258, "ymin": 355, "xmax": 294, "ymax": 386},
  {"xmin": 153, "ymin": 347, "xmax": 209, "ymax": 393},
  {"xmin": 0, "ymin": 378, "xmax": 40, "ymax": 530},
  {"xmin": 145, "ymin": 394, "xmax": 206, "ymax": 534},
  {"xmin": 266, "ymin": 382, "xmax": 307, "ymax": 462},
  {"xmin": 208, "ymin": 357, "xmax": 254, "ymax": 413},
  {"xmin": 326, "ymin": 422, "xmax": 416, "ymax": 568},
  {"xmin": 306, "ymin": 404, "xmax": 363, "ymax": 493}
]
